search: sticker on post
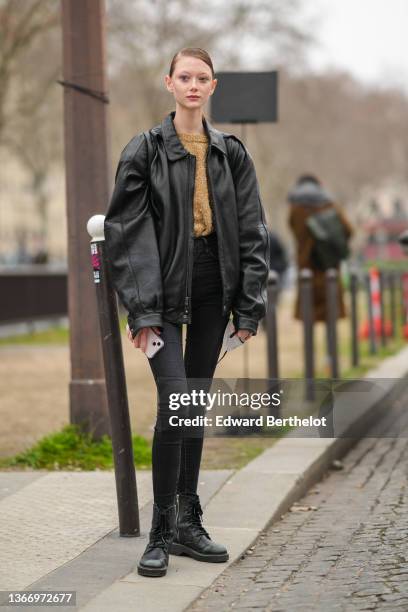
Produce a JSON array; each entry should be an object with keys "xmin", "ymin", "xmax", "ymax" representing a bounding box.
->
[{"xmin": 91, "ymin": 244, "xmax": 101, "ymax": 284}]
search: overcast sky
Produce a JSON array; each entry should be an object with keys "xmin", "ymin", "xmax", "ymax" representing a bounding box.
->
[{"xmin": 305, "ymin": 0, "xmax": 408, "ymax": 91}]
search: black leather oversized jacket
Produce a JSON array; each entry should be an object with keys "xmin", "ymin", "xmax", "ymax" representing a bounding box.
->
[{"xmin": 104, "ymin": 111, "xmax": 270, "ymax": 339}]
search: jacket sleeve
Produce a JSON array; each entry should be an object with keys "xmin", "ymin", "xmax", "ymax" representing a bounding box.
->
[
  {"xmin": 227, "ymin": 136, "xmax": 270, "ymax": 336},
  {"xmin": 104, "ymin": 133, "xmax": 163, "ymax": 339}
]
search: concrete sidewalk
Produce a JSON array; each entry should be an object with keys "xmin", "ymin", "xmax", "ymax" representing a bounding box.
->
[{"xmin": 0, "ymin": 346, "xmax": 407, "ymax": 611}]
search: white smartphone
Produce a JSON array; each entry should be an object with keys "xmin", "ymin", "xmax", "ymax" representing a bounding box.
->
[{"xmin": 145, "ymin": 328, "xmax": 165, "ymax": 359}]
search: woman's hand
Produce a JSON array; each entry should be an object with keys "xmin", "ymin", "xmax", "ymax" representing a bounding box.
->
[
  {"xmin": 236, "ymin": 328, "xmax": 253, "ymax": 343},
  {"xmin": 126, "ymin": 324, "xmax": 162, "ymax": 352}
]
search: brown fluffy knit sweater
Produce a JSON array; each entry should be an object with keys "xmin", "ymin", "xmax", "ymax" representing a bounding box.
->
[{"xmin": 177, "ymin": 132, "xmax": 214, "ymax": 237}]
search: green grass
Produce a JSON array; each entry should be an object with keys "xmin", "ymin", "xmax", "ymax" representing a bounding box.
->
[
  {"xmin": 292, "ymin": 332, "xmax": 407, "ymax": 380},
  {"xmin": 0, "ymin": 424, "xmax": 152, "ymax": 470},
  {"xmin": 231, "ymin": 440, "xmax": 268, "ymax": 468},
  {"xmin": 0, "ymin": 325, "xmax": 69, "ymax": 346},
  {"xmin": 300, "ymin": 280, "xmax": 407, "ymax": 380},
  {"xmin": 0, "ymin": 316, "xmax": 129, "ymax": 346},
  {"xmin": 311, "ymin": 335, "xmax": 406, "ymax": 380},
  {"xmin": 339, "ymin": 335, "xmax": 406, "ymax": 379},
  {"xmin": 337, "ymin": 282, "xmax": 406, "ymax": 379},
  {"xmin": 363, "ymin": 260, "xmax": 407, "ymax": 271}
]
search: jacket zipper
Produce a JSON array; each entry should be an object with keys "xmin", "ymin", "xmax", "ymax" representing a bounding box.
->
[
  {"xmin": 205, "ymin": 147, "xmax": 227, "ymax": 316},
  {"xmin": 182, "ymin": 154, "xmax": 194, "ymax": 323}
]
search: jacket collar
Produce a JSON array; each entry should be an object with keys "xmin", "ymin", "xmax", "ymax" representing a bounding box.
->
[{"xmin": 161, "ymin": 110, "xmax": 227, "ymax": 160}]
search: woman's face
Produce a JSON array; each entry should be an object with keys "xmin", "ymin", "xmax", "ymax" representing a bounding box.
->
[{"xmin": 165, "ymin": 56, "xmax": 217, "ymax": 110}]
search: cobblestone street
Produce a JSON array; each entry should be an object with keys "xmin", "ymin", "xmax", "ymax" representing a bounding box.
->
[{"xmin": 189, "ymin": 386, "xmax": 408, "ymax": 611}]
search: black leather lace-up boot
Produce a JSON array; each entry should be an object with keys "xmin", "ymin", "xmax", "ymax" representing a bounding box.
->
[
  {"xmin": 170, "ymin": 493, "xmax": 229, "ymax": 563},
  {"xmin": 137, "ymin": 503, "xmax": 176, "ymax": 577}
]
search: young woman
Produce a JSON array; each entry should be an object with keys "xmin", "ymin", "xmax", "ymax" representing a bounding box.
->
[{"xmin": 104, "ymin": 47, "xmax": 270, "ymax": 578}]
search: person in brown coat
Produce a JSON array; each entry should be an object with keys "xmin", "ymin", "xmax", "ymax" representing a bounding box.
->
[{"xmin": 288, "ymin": 174, "xmax": 353, "ymax": 322}]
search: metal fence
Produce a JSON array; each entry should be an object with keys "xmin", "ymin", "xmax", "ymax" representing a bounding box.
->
[{"xmin": 265, "ymin": 267, "xmax": 407, "ymax": 397}]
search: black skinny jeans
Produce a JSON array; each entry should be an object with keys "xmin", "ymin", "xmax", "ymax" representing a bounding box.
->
[{"xmin": 147, "ymin": 231, "xmax": 230, "ymax": 509}]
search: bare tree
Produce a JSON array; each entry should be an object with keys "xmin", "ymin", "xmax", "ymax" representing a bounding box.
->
[
  {"xmin": 0, "ymin": 0, "xmax": 58, "ymax": 144},
  {"xmin": 106, "ymin": 0, "xmax": 312, "ymax": 150},
  {"xmin": 2, "ymin": 0, "xmax": 407, "ymax": 259},
  {"xmin": 0, "ymin": 1, "xmax": 61, "ymax": 253},
  {"xmin": 250, "ymin": 69, "xmax": 408, "ymax": 239},
  {"xmin": 104, "ymin": 1, "xmax": 408, "ymax": 246}
]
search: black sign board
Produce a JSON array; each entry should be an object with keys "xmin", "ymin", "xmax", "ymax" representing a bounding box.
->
[{"xmin": 210, "ymin": 71, "xmax": 278, "ymax": 124}]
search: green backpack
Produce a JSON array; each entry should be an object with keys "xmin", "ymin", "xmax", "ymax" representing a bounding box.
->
[{"xmin": 306, "ymin": 207, "xmax": 350, "ymax": 270}]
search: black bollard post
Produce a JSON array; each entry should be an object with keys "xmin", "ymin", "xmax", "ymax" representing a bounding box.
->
[
  {"xmin": 325, "ymin": 269, "xmax": 339, "ymax": 379},
  {"xmin": 401, "ymin": 271, "xmax": 408, "ymax": 337},
  {"xmin": 350, "ymin": 270, "xmax": 359, "ymax": 368},
  {"xmin": 87, "ymin": 215, "xmax": 140, "ymax": 537},
  {"xmin": 399, "ymin": 272, "xmax": 405, "ymax": 331},
  {"xmin": 300, "ymin": 269, "xmax": 315, "ymax": 401},
  {"xmin": 379, "ymin": 270, "xmax": 387, "ymax": 347},
  {"xmin": 266, "ymin": 271, "xmax": 280, "ymax": 417},
  {"xmin": 365, "ymin": 273, "xmax": 377, "ymax": 354},
  {"xmin": 266, "ymin": 271, "xmax": 279, "ymax": 381},
  {"xmin": 389, "ymin": 271, "xmax": 396, "ymax": 339}
]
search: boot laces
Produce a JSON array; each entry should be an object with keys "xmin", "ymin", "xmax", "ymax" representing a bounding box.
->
[{"xmin": 191, "ymin": 500, "xmax": 210, "ymax": 539}]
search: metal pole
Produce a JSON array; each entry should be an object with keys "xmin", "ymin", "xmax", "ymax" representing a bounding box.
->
[
  {"xmin": 350, "ymin": 271, "xmax": 359, "ymax": 368},
  {"xmin": 379, "ymin": 270, "xmax": 387, "ymax": 347},
  {"xmin": 389, "ymin": 271, "xmax": 396, "ymax": 339},
  {"xmin": 61, "ymin": 0, "xmax": 111, "ymax": 436},
  {"xmin": 400, "ymin": 272, "xmax": 405, "ymax": 331},
  {"xmin": 402, "ymin": 272, "xmax": 408, "ymax": 336},
  {"xmin": 365, "ymin": 272, "xmax": 377, "ymax": 354},
  {"xmin": 240, "ymin": 121, "xmax": 250, "ymax": 393},
  {"xmin": 266, "ymin": 271, "xmax": 279, "ymax": 380},
  {"xmin": 325, "ymin": 269, "xmax": 339, "ymax": 379},
  {"xmin": 266, "ymin": 271, "xmax": 280, "ymax": 418},
  {"xmin": 300, "ymin": 269, "xmax": 315, "ymax": 401},
  {"xmin": 87, "ymin": 215, "xmax": 140, "ymax": 537}
]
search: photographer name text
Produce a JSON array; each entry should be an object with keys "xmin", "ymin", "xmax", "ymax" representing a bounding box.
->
[{"xmin": 168, "ymin": 415, "xmax": 327, "ymax": 428}]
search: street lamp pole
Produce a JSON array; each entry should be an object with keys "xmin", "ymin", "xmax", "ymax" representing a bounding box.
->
[{"xmin": 60, "ymin": 0, "xmax": 111, "ymax": 436}]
